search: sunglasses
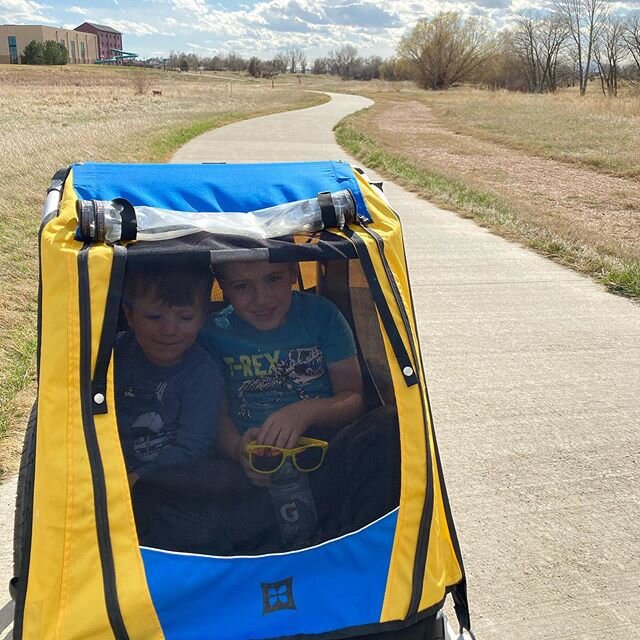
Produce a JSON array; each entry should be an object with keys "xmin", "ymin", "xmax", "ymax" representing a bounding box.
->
[{"xmin": 246, "ymin": 437, "xmax": 329, "ymax": 474}]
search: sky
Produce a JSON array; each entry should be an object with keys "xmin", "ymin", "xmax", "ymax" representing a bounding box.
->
[{"xmin": 1, "ymin": 0, "xmax": 639, "ymax": 61}]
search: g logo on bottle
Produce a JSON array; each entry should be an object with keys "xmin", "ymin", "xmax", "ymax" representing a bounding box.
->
[{"xmin": 280, "ymin": 501, "xmax": 300, "ymax": 523}]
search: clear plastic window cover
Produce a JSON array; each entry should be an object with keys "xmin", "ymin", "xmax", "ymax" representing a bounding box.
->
[{"xmin": 79, "ymin": 190, "xmax": 357, "ymax": 243}]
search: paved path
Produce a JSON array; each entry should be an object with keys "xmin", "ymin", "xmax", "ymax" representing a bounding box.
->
[
  {"xmin": 174, "ymin": 92, "xmax": 640, "ymax": 638},
  {"xmin": 1, "ymin": 92, "xmax": 638, "ymax": 639}
]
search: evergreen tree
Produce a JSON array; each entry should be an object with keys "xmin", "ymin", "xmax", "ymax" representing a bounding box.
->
[
  {"xmin": 43, "ymin": 40, "xmax": 68, "ymax": 65},
  {"xmin": 22, "ymin": 40, "xmax": 44, "ymax": 65}
]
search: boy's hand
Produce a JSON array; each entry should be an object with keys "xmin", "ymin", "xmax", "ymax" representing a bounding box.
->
[
  {"xmin": 236, "ymin": 427, "xmax": 270, "ymax": 487},
  {"xmin": 256, "ymin": 401, "xmax": 312, "ymax": 449}
]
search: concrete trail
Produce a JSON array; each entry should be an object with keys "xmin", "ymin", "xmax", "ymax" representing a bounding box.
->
[
  {"xmin": 1, "ymin": 92, "xmax": 638, "ymax": 640},
  {"xmin": 174, "ymin": 91, "xmax": 640, "ymax": 638}
]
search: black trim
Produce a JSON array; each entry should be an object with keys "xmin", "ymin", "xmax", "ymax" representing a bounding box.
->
[
  {"xmin": 47, "ymin": 166, "xmax": 71, "ymax": 201},
  {"xmin": 78, "ymin": 245, "xmax": 130, "ymax": 640},
  {"xmin": 342, "ymin": 228, "xmax": 418, "ymax": 387},
  {"xmin": 12, "ymin": 202, "xmax": 59, "ymax": 636},
  {"xmin": 11, "ymin": 409, "xmax": 37, "ymax": 640},
  {"xmin": 342, "ymin": 225, "xmax": 435, "ymax": 617},
  {"xmin": 387, "ymin": 202, "xmax": 471, "ymax": 631},
  {"xmin": 256, "ymin": 590, "xmax": 453, "ymax": 640},
  {"xmin": 357, "ymin": 224, "xmax": 435, "ymax": 616},
  {"xmin": 92, "ymin": 245, "xmax": 127, "ymax": 415}
]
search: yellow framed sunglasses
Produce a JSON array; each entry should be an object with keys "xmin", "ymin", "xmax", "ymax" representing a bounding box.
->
[{"xmin": 246, "ymin": 437, "xmax": 329, "ymax": 474}]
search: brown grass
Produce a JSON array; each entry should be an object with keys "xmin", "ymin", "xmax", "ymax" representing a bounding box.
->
[
  {"xmin": 0, "ymin": 64, "xmax": 325, "ymax": 478},
  {"xmin": 333, "ymin": 86, "xmax": 640, "ymax": 295}
]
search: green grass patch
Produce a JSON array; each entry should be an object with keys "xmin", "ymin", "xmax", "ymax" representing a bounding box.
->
[
  {"xmin": 0, "ymin": 327, "xmax": 37, "ymax": 439},
  {"xmin": 148, "ymin": 113, "xmax": 245, "ymax": 160},
  {"xmin": 335, "ymin": 114, "xmax": 640, "ymax": 300}
]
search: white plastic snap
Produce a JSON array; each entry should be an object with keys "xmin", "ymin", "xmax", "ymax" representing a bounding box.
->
[
  {"xmin": 93, "ymin": 393, "xmax": 105, "ymax": 405},
  {"xmin": 402, "ymin": 366, "xmax": 414, "ymax": 377}
]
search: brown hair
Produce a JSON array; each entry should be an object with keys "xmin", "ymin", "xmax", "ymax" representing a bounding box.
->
[{"xmin": 123, "ymin": 261, "xmax": 213, "ymax": 310}]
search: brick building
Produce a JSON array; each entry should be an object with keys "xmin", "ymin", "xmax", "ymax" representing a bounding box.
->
[
  {"xmin": 74, "ymin": 22, "xmax": 122, "ymax": 61},
  {"xmin": 0, "ymin": 24, "xmax": 98, "ymax": 64}
]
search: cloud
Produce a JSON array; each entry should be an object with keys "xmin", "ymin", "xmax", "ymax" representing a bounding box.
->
[
  {"xmin": 324, "ymin": 2, "xmax": 401, "ymax": 28},
  {"xmin": 104, "ymin": 18, "xmax": 162, "ymax": 35},
  {"xmin": 0, "ymin": 0, "xmax": 55, "ymax": 23}
]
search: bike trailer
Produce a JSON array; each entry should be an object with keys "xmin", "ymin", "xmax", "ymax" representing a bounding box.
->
[{"xmin": 11, "ymin": 161, "xmax": 472, "ymax": 640}]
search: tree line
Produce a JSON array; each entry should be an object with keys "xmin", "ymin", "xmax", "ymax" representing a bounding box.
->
[{"xmin": 167, "ymin": 1, "xmax": 640, "ymax": 95}]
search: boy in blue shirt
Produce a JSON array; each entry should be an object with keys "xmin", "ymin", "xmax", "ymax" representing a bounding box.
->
[
  {"xmin": 200, "ymin": 260, "xmax": 398, "ymax": 552},
  {"xmin": 200, "ymin": 260, "xmax": 365, "ymax": 480},
  {"xmin": 116, "ymin": 261, "xmax": 223, "ymax": 550}
]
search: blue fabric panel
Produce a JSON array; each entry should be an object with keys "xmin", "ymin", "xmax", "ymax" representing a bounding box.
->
[
  {"xmin": 141, "ymin": 510, "xmax": 398, "ymax": 640},
  {"xmin": 71, "ymin": 162, "xmax": 370, "ymax": 221}
]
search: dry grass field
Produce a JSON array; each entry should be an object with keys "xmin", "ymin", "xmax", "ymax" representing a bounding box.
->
[
  {"xmin": 0, "ymin": 64, "xmax": 325, "ymax": 477},
  {"xmin": 334, "ymin": 85, "xmax": 640, "ymax": 299}
]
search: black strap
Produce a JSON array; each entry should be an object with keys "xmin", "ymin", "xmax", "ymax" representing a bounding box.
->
[
  {"xmin": 318, "ymin": 191, "xmax": 338, "ymax": 228},
  {"xmin": 452, "ymin": 578, "xmax": 472, "ymax": 633},
  {"xmin": 113, "ymin": 198, "xmax": 137, "ymax": 241},
  {"xmin": 92, "ymin": 245, "xmax": 127, "ymax": 415},
  {"xmin": 78, "ymin": 245, "xmax": 130, "ymax": 640},
  {"xmin": 343, "ymin": 227, "xmax": 418, "ymax": 387}
]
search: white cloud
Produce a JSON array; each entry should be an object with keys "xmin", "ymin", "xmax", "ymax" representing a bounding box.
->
[
  {"xmin": 0, "ymin": 0, "xmax": 55, "ymax": 23},
  {"xmin": 104, "ymin": 18, "xmax": 162, "ymax": 35}
]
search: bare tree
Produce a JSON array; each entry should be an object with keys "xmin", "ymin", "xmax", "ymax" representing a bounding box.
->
[
  {"xmin": 623, "ymin": 12, "xmax": 640, "ymax": 80},
  {"xmin": 554, "ymin": 0, "xmax": 610, "ymax": 95},
  {"xmin": 328, "ymin": 45, "xmax": 359, "ymax": 80},
  {"xmin": 594, "ymin": 14, "xmax": 628, "ymax": 95},
  {"xmin": 284, "ymin": 48, "xmax": 306, "ymax": 74},
  {"xmin": 273, "ymin": 52, "xmax": 288, "ymax": 74},
  {"xmin": 397, "ymin": 12, "xmax": 497, "ymax": 90},
  {"xmin": 130, "ymin": 69, "xmax": 153, "ymax": 95},
  {"xmin": 512, "ymin": 11, "xmax": 569, "ymax": 92},
  {"xmin": 311, "ymin": 57, "xmax": 331, "ymax": 74}
]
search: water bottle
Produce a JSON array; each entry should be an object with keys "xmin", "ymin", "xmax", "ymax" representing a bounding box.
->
[
  {"xmin": 75, "ymin": 190, "xmax": 356, "ymax": 243},
  {"xmin": 268, "ymin": 459, "xmax": 318, "ymax": 549}
]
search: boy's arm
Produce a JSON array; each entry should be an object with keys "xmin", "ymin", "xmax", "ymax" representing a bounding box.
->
[
  {"xmin": 255, "ymin": 354, "xmax": 364, "ymax": 449},
  {"xmin": 135, "ymin": 360, "xmax": 220, "ymax": 479},
  {"xmin": 216, "ymin": 405, "xmax": 270, "ymax": 486}
]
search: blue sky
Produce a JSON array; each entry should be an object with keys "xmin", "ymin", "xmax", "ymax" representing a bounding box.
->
[{"xmin": 1, "ymin": 0, "xmax": 638, "ymax": 60}]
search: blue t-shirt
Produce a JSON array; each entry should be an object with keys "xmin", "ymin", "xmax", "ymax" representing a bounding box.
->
[
  {"xmin": 200, "ymin": 291, "xmax": 357, "ymax": 433},
  {"xmin": 115, "ymin": 331, "xmax": 223, "ymax": 477}
]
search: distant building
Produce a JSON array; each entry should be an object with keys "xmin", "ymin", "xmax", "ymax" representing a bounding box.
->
[
  {"xmin": 74, "ymin": 22, "xmax": 122, "ymax": 62},
  {"xmin": 0, "ymin": 24, "xmax": 97, "ymax": 64}
]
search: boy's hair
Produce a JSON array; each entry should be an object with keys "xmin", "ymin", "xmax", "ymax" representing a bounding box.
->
[
  {"xmin": 123, "ymin": 261, "xmax": 213, "ymax": 309},
  {"xmin": 215, "ymin": 260, "xmax": 297, "ymax": 283}
]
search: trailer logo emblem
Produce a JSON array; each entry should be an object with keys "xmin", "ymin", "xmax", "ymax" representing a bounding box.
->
[{"xmin": 261, "ymin": 577, "xmax": 296, "ymax": 614}]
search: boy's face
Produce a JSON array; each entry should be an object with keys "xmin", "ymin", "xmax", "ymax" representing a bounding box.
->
[
  {"xmin": 124, "ymin": 293, "xmax": 206, "ymax": 367},
  {"xmin": 219, "ymin": 261, "xmax": 296, "ymax": 331}
]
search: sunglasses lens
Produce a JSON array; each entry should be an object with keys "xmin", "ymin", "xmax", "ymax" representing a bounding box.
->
[
  {"xmin": 294, "ymin": 445, "xmax": 325, "ymax": 471},
  {"xmin": 250, "ymin": 448, "xmax": 283, "ymax": 473}
]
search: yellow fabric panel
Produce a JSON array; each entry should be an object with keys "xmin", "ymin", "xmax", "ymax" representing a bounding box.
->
[
  {"xmin": 352, "ymin": 174, "xmax": 465, "ymax": 620},
  {"xmin": 25, "ymin": 180, "xmax": 110, "ymax": 639},
  {"xmin": 420, "ymin": 426, "xmax": 464, "ymax": 610},
  {"xmin": 25, "ymin": 172, "xmax": 163, "ymax": 639},
  {"xmin": 86, "ymin": 245, "xmax": 164, "ymax": 639}
]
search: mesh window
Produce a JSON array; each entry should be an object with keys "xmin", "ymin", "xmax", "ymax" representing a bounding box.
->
[{"xmin": 116, "ymin": 253, "xmax": 400, "ymax": 556}]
